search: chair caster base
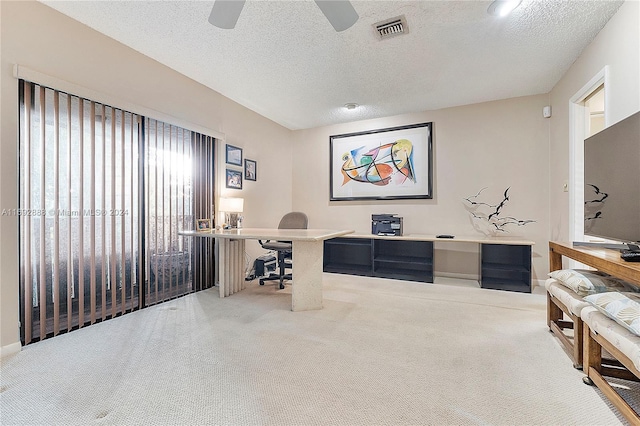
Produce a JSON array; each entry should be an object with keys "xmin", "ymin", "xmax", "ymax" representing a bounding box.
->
[{"xmin": 582, "ymin": 376, "xmax": 594, "ymax": 386}]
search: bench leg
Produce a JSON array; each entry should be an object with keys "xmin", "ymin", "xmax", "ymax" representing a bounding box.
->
[
  {"xmin": 547, "ymin": 292, "xmax": 563, "ymax": 329},
  {"xmin": 582, "ymin": 324, "xmax": 601, "ymax": 386},
  {"xmin": 547, "ymin": 291, "xmax": 583, "ymax": 369},
  {"xmin": 573, "ymin": 317, "xmax": 583, "ymax": 369}
]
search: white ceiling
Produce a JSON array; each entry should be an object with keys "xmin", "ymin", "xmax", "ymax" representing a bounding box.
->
[{"xmin": 40, "ymin": 0, "xmax": 624, "ymax": 130}]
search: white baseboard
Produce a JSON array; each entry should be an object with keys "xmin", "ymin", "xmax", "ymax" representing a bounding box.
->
[
  {"xmin": 436, "ymin": 272, "xmax": 479, "ymax": 281},
  {"xmin": 1, "ymin": 341, "xmax": 22, "ymax": 358},
  {"xmin": 532, "ymin": 279, "xmax": 546, "ymax": 294},
  {"xmin": 533, "ymin": 278, "xmax": 546, "ymax": 287}
]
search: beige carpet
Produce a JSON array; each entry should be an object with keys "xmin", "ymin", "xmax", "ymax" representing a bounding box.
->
[{"xmin": 0, "ymin": 274, "xmax": 636, "ymax": 425}]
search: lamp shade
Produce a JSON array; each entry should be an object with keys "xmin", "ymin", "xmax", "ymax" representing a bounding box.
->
[{"xmin": 219, "ymin": 197, "xmax": 244, "ymax": 213}]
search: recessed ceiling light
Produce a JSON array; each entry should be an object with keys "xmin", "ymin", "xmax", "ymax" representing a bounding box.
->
[
  {"xmin": 487, "ymin": 0, "xmax": 522, "ymax": 17},
  {"xmin": 344, "ymin": 103, "xmax": 359, "ymax": 110}
]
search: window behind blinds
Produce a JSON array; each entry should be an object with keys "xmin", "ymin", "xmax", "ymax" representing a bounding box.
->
[{"xmin": 18, "ymin": 80, "xmax": 215, "ymax": 344}]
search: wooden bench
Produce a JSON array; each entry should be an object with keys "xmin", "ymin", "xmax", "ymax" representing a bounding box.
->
[
  {"xmin": 546, "ymin": 278, "xmax": 590, "ymax": 368},
  {"xmin": 549, "ymin": 242, "xmax": 640, "ymax": 366},
  {"xmin": 582, "ymin": 306, "xmax": 640, "ymax": 424}
]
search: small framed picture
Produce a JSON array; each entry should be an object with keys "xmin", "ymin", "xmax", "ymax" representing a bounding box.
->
[
  {"xmin": 226, "ymin": 168, "xmax": 243, "ymax": 189},
  {"xmin": 244, "ymin": 159, "xmax": 257, "ymax": 181},
  {"xmin": 225, "ymin": 144, "xmax": 243, "ymax": 166},
  {"xmin": 196, "ymin": 218, "xmax": 211, "ymax": 231}
]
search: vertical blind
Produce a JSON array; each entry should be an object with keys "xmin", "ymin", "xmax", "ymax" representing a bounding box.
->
[
  {"xmin": 18, "ymin": 80, "xmax": 215, "ymax": 344},
  {"xmin": 190, "ymin": 133, "xmax": 216, "ymax": 293},
  {"xmin": 143, "ymin": 120, "xmax": 215, "ymax": 306}
]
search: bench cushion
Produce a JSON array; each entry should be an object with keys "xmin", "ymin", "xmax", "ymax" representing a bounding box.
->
[
  {"xmin": 545, "ymin": 278, "xmax": 590, "ymax": 316},
  {"xmin": 584, "ymin": 291, "xmax": 640, "ymax": 337},
  {"xmin": 548, "ymin": 269, "xmax": 631, "ymax": 296},
  {"xmin": 582, "ymin": 306, "xmax": 640, "ymax": 372}
]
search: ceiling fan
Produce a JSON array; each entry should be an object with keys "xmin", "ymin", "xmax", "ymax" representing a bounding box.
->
[{"xmin": 208, "ymin": 0, "xmax": 359, "ymax": 32}]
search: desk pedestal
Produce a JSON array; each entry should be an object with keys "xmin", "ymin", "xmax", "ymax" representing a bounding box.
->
[
  {"xmin": 218, "ymin": 239, "xmax": 324, "ymax": 311},
  {"xmin": 218, "ymin": 238, "xmax": 246, "ymax": 298},
  {"xmin": 291, "ymin": 240, "xmax": 323, "ymax": 311}
]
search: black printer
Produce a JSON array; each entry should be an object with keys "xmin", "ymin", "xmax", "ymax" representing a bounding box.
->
[{"xmin": 372, "ymin": 214, "xmax": 403, "ymax": 236}]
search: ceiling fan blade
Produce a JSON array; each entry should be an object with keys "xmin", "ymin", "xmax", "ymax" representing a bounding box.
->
[
  {"xmin": 314, "ymin": 0, "xmax": 359, "ymax": 32},
  {"xmin": 208, "ymin": 0, "xmax": 246, "ymax": 29}
]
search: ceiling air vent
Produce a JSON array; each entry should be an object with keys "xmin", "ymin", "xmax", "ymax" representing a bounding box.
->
[{"xmin": 373, "ymin": 15, "xmax": 408, "ymax": 40}]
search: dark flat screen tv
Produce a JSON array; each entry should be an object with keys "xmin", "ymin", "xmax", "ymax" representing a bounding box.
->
[{"xmin": 583, "ymin": 111, "xmax": 640, "ymax": 247}]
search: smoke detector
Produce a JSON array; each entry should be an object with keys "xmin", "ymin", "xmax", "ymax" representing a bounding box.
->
[{"xmin": 373, "ymin": 15, "xmax": 408, "ymax": 40}]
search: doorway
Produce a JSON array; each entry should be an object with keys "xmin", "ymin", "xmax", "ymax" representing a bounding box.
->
[{"xmin": 569, "ymin": 67, "xmax": 608, "ymax": 245}]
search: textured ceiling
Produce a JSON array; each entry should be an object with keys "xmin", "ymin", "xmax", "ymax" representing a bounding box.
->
[{"xmin": 40, "ymin": 0, "xmax": 623, "ymax": 130}]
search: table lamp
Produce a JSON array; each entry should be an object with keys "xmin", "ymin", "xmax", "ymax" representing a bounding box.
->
[{"xmin": 219, "ymin": 197, "xmax": 244, "ymax": 228}]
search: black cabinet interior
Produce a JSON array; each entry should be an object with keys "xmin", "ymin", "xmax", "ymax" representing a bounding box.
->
[
  {"xmin": 373, "ymin": 239, "xmax": 433, "ymax": 282},
  {"xmin": 480, "ymin": 244, "xmax": 531, "ymax": 293},
  {"xmin": 323, "ymin": 238, "xmax": 372, "ymax": 276},
  {"xmin": 324, "ymin": 237, "xmax": 532, "ymax": 292},
  {"xmin": 323, "ymin": 237, "xmax": 433, "ymax": 282}
]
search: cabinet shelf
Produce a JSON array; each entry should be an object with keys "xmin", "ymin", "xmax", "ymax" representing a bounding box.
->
[
  {"xmin": 374, "ymin": 268, "xmax": 432, "ymax": 282},
  {"xmin": 481, "ymin": 268, "xmax": 529, "ymax": 278},
  {"xmin": 482, "ymin": 262, "xmax": 530, "ymax": 273},
  {"xmin": 324, "ymin": 263, "xmax": 372, "ymax": 276},
  {"xmin": 374, "ymin": 254, "xmax": 432, "ymax": 265},
  {"xmin": 374, "ymin": 258, "xmax": 431, "ymax": 269}
]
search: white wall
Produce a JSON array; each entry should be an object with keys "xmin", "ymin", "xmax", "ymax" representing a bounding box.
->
[
  {"xmin": 549, "ymin": 0, "xmax": 640, "ymax": 243},
  {"xmin": 291, "ymin": 95, "xmax": 551, "ymax": 283},
  {"xmin": 0, "ymin": 1, "xmax": 292, "ymax": 352}
]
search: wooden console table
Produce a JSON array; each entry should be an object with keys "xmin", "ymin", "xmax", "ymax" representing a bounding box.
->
[{"xmin": 549, "ymin": 241, "xmax": 640, "ymax": 286}]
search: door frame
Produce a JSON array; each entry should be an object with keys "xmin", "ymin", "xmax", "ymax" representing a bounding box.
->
[{"xmin": 568, "ymin": 66, "xmax": 610, "ymax": 244}]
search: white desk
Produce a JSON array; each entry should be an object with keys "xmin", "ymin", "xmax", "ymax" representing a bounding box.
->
[{"xmin": 180, "ymin": 228, "xmax": 353, "ymax": 311}]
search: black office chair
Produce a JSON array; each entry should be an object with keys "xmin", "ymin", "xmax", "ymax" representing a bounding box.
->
[{"xmin": 259, "ymin": 212, "xmax": 308, "ymax": 289}]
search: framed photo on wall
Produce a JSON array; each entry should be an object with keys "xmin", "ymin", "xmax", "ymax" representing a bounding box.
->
[
  {"xmin": 225, "ymin": 144, "xmax": 243, "ymax": 166},
  {"xmin": 226, "ymin": 168, "xmax": 243, "ymax": 189},
  {"xmin": 244, "ymin": 159, "xmax": 257, "ymax": 181},
  {"xmin": 329, "ymin": 122, "xmax": 433, "ymax": 201}
]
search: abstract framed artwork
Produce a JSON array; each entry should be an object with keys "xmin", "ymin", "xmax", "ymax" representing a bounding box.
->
[
  {"xmin": 330, "ymin": 122, "xmax": 433, "ymax": 201},
  {"xmin": 226, "ymin": 169, "xmax": 243, "ymax": 189},
  {"xmin": 225, "ymin": 144, "xmax": 243, "ymax": 166},
  {"xmin": 244, "ymin": 159, "xmax": 257, "ymax": 181}
]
